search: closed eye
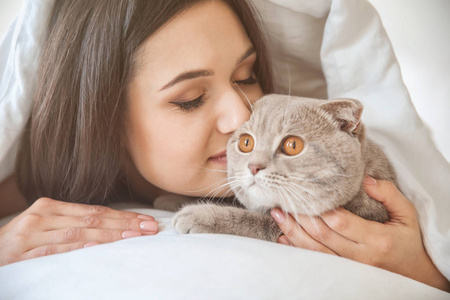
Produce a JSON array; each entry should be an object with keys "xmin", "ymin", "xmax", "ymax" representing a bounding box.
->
[
  {"xmin": 170, "ymin": 94, "xmax": 205, "ymax": 112},
  {"xmin": 234, "ymin": 76, "xmax": 258, "ymax": 85}
]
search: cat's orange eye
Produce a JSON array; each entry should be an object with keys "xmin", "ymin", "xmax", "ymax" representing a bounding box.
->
[
  {"xmin": 281, "ymin": 136, "xmax": 304, "ymax": 156},
  {"xmin": 239, "ymin": 134, "xmax": 254, "ymax": 153}
]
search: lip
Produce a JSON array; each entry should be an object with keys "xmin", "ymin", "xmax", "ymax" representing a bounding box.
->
[{"xmin": 208, "ymin": 150, "xmax": 227, "ymax": 164}]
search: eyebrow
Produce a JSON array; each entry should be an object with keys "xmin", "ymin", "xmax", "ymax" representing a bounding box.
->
[{"xmin": 159, "ymin": 46, "xmax": 256, "ymax": 92}]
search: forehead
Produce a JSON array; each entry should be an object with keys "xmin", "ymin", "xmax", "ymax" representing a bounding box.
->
[
  {"xmin": 242, "ymin": 96, "xmax": 335, "ymax": 139},
  {"xmin": 134, "ymin": 1, "xmax": 253, "ymax": 91}
]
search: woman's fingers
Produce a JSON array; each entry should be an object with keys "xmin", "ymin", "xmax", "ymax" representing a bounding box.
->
[
  {"xmin": 31, "ymin": 227, "xmax": 146, "ymax": 247},
  {"xmin": 271, "ymin": 208, "xmax": 337, "ymax": 255},
  {"xmin": 320, "ymin": 207, "xmax": 375, "ymax": 243},
  {"xmin": 31, "ymin": 197, "xmax": 154, "ymax": 220},
  {"xmin": 0, "ymin": 198, "xmax": 158, "ymax": 266},
  {"xmin": 26, "ymin": 217, "xmax": 158, "ymax": 250},
  {"xmin": 38, "ymin": 215, "xmax": 158, "ymax": 233},
  {"xmin": 295, "ymin": 213, "xmax": 361, "ymax": 258},
  {"xmin": 271, "ymin": 208, "xmax": 366, "ymax": 258},
  {"xmin": 363, "ymin": 177, "xmax": 417, "ymax": 226},
  {"xmin": 18, "ymin": 198, "xmax": 158, "ymax": 253}
]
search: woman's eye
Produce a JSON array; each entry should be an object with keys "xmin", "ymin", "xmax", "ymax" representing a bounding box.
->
[
  {"xmin": 234, "ymin": 76, "xmax": 258, "ymax": 85},
  {"xmin": 171, "ymin": 95, "xmax": 205, "ymax": 112}
]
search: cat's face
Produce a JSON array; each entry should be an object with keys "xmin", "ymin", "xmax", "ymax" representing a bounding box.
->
[{"xmin": 227, "ymin": 95, "xmax": 366, "ymax": 216}]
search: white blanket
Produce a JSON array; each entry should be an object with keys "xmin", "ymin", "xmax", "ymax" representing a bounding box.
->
[
  {"xmin": 0, "ymin": 206, "xmax": 448, "ymax": 299},
  {"xmin": 0, "ymin": 0, "xmax": 449, "ymax": 298}
]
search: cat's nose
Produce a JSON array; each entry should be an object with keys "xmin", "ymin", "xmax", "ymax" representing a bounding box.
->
[{"xmin": 248, "ymin": 163, "xmax": 266, "ymax": 176}]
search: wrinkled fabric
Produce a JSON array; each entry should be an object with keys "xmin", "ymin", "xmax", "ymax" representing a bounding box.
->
[
  {"xmin": 0, "ymin": 0, "xmax": 55, "ymax": 181},
  {"xmin": 0, "ymin": 205, "xmax": 448, "ymax": 299}
]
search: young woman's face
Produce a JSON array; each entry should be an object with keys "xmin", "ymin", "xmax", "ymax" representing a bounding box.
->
[{"xmin": 126, "ymin": 1, "xmax": 263, "ymax": 197}]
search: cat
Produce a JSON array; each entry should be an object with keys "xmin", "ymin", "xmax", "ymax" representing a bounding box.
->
[{"xmin": 172, "ymin": 95, "xmax": 398, "ymax": 242}]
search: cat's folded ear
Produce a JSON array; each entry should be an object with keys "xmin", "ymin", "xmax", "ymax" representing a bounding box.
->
[{"xmin": 320, "ymin": 98, "xmax": 363, "ymax": 133}]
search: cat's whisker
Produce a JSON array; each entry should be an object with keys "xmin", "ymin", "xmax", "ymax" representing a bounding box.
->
[
  {"xmin": 273, "ymin": 189, "xmax": 287, "ymax": 213},
  {"xmin": 203, "ymin": 187, "xmax": 233, "ymax": 204},
  {"xmin": 199, "ymin": 178, "xmax": 240, "ymax": 200},
  {"xmin": 282, "ymin": 64, "xmax": 292, "ymax": 127},
  {"xmin": 197, "ymin": 166, "xmax": 228, "ymax": 173},
  {"xmin": 287, "ymin": 63, "xmax": 292, "ymax": 97},
  {"xmin": 224, "ymin": 180, "xmax": 246, "ymax": 206},
  {"xmin": 184, "ymin": 177, "xmax": 231, "ymax": 193},
  {"xmin": 202, "ymin": 183, "xmax": 232, "ymax": 199},
  {"xmin": 234, "ymin": 82, "xmax": 254, "ymax": 113},
  {"xmin": 277, "ymin": 187, "xmax": 315, "ymax": 229},
  {"xmin": 284, "ymin": 183, "xmax": 322, "ymax": 218},
  {"xmin": 276, "ymin": 188, "xmax": 297, "ymax": 216},
  {"xmin": 287, "ymin": 181, "xmax": 317, "ymax": 198},
  {"xmin": 327, "ymin": 172, "xmax": 357, "ymax": 178},
  {"xmin": 287, "ymin": 176, "xmax": 320, "ymax": 183},
  {"xmin": 263, "ymin": 172, "xmax": 314, "ymax": 183},
  {"xmin": 283, "ymin": 185, "xmax": 308, "ymax": 218},
  {"xmin": 295, "ymin": 189, "xmax": 322, "ymax": 217},
  {"xmin": 232, "ymin": 186, "xmax": 244, "ymax": 204}
]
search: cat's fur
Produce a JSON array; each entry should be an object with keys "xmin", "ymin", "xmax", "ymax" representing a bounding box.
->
[{"xmin": 172, "ymin": 95, "xmax": 398, "ymax": 242}]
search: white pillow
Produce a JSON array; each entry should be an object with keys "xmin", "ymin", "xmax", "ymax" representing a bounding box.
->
[{"xmin": 1, "ymin": 205, "xmax": 449, "ymax": 299}]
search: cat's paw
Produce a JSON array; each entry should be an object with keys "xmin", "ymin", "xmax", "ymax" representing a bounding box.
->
[{"xmin": 172, "ymin": 204, "xmax": 222, "ymax": 234}]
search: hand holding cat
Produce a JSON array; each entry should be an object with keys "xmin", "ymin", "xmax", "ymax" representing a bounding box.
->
[
  {"xmin": 0, "ymin": 197, "xmax": 158, "ymax": 266},
  {"xmin": 271, "ymin": 177, "xmax": 450, "ymax": 292}
]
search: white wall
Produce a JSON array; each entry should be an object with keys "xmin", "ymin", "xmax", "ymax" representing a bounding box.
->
[{"xmin": 1, "ymin": 0, "xmax": 449, "ymax": 161}]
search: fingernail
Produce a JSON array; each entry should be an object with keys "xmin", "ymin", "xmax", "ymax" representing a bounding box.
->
[
  {"xmin": 83, "ymin": 242, "xmax": 99, "ymax": 248},
  {"xmin": 140, "ymin": 221, "xmax": 158, "ymax": 232},
  {"xmin": 364, "ymin": 176, "xmax": 377, "ymax": 186},
  {"xmin": 271, "ymin": 208, "xmax": 285, "ymax": 224},
  {"xmin": 137, "ymin": 215, "xmax": 154, "ymax": 221},
  {"xmin": 122, "ymin": 230, "xmax": 142, "ymax": 239},
  {"xmin": 278, "ymin": 235, "xmax": 292, "ymax": 246}
]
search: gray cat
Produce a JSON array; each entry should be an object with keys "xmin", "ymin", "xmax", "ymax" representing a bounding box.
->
[{"xmin": 172, "ymin": 95, "xmax": 398, "ymax": 242}]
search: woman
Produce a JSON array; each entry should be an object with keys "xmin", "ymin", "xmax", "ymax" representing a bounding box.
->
[{"xmin": 0, "ymin": 0, "xmax": 448, "ymax": 292}]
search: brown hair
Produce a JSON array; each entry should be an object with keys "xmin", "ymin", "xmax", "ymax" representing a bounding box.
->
[{"xmin": 17, "ymin": 0, "xmax": 274, "ymax": 205}]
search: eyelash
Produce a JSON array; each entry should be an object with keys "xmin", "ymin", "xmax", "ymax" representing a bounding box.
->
[
  {"xmin": 171, "ymin": 95, "xmax": 206, "ymax": 112},
  {"xmin": 234, "ymin": 76, "xmax": 258, "ymax": 86},
  {"xmin": 172, "ymin": 76, "xmax": 258, "ymax": 112}
]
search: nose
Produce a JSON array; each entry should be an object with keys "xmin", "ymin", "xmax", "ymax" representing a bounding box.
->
[
  {"xmin": 248, "ymin": 163, "xmax": 266, "ymax": 176},
  {"xmin": 216, "ymin": 87, "xmax": 251, "ymax": 134}
]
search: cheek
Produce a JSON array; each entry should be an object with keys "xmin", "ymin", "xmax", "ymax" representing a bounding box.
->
[{"xmin": 128, "ymin": 113, "xmax": 213, "ymax": 193}]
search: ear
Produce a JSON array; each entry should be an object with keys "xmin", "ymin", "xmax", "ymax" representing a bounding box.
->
[{"xmin": 320, "ymin": 98, "xmax": 363, "ymax": 133}]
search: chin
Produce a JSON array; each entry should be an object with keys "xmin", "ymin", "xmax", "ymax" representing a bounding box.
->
[{"xmin": 240, "ymin": 185, "xmax": 278, "ymax": 212}]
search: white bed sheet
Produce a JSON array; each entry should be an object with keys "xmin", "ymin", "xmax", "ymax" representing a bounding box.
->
[{"xmin": 0, "ymin": 206, "xmax": 448, "ymax": 300}]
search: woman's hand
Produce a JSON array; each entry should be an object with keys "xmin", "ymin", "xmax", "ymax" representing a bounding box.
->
[
  {"xmin": 271, "ymin": 177, "xmax": 450, "ymax": 292},
  {"xmin": 0, "ymin": 197, "xmax": 158, "ymax": 266}
]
